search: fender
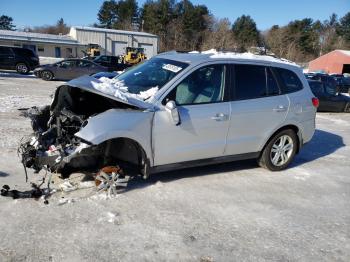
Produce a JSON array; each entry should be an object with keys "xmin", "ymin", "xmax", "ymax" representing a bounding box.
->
[
  {"xmin": 75, "ymin": 108, "xmax": 154, "ymax": 165},
  {"xmin": 258, "ymin": 120, "xmax": 305, "ymax": 153}
]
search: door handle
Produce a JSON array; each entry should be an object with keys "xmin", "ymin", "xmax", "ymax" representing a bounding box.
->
[
  {"xmin": 211, "ymin": 113, "xmax": 228, "ymax": 121},
  {"xmin": 273, "ymin": 105, "xmax": 287, "ymax": 112}
]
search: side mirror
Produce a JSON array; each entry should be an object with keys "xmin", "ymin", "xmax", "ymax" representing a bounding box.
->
[{"xmin": 165, "ymin": 100, "xmax": 181, "ymax": 126}]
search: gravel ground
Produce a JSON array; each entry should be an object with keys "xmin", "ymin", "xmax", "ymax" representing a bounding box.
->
[{"xmin": 0, "ymin": 71, "xmax": 349, "ymax": 262}]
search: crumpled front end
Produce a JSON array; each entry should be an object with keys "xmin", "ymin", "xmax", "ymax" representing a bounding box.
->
[{"xmin": 19, "ymin": 84, "xmax": 142, "ymax": 178}]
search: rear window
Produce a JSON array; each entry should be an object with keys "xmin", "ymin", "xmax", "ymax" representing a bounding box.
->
[
  {"xmin": 13, "ymin": 48, "xmax": 36, "ymax": 57},
  {"xmin": 275, "ymin": 68, "xmax": 303, "ymax": 93}
]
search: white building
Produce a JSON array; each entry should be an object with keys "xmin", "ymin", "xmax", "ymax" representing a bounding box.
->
[
  {"xmin": 69, "ymin": 26, "xmax": 159, "ymax": 58},
  {"xmin": 0, "ymin": 29, "xmax": 86, "ymax": 58}
]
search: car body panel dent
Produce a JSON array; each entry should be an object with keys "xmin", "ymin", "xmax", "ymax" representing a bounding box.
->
[{"xmin": 75, "ymin": 108, "xmax": 154, "ymax": 164}]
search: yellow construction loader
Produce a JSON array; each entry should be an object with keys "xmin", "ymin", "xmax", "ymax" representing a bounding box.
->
[
  {"xmin": 82, "ymin": 44, "xmax": 101, "ymax": 59},
  {"xmin": 121, "ymin": 47, "xmax": 147, "ymax": 65}
]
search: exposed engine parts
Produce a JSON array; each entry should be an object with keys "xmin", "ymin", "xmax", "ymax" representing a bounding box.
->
[{"xmin": 1, "ymin": 85, "xmax": 146, "ymax": 202}]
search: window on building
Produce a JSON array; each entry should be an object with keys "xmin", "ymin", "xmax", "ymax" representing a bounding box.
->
[{"xmin": 38, "ymin": 46, "xmax": 45, "ymax": 52}]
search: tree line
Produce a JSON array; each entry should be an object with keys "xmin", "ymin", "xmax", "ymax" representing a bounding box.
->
[
  {"xmin": 1, "ymin": 0, "xmax": 349, "ymax": 62},
  {"xmin": 96, "ymin": 0, "xmax": 350, "ymax": 62}
]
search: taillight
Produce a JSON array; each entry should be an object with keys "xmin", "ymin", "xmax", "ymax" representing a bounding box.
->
[{"xmin": 312, "ymin": 97, "xmax": 319, "ymax": 108}]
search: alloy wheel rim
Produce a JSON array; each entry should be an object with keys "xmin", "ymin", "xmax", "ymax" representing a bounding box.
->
[
  {"xmin": 17, "ymin": 64, "xmax": 28, "ymax": 73},
  {"xmin": 270, "ymin": 135, "xmax": 294, "ymax": 166},
  {"xmin": 42, "ymin": 72, "xmax": 51, "ymax": 80}
]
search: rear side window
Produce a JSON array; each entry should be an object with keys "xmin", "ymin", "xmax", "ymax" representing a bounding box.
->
[
  {"xmin": 234, "ymin": 64, "xmax": 280, "ymax": 100},
  {"xmin": 13, "ymin": 48, "xmax": 35, "ymax": 57},
  {"xmin": 0, "ymin": 46, "xmax": 13, "ymax": 55},
  {"xmin": 275, "ymin": 68, "xmax": 303, "ymax": 93}
]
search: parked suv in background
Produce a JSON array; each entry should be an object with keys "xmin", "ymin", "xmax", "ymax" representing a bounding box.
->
[
  {"xmin": 22, "ymin": 51, "xmax": 318, "ymax": 179},
  {"xmin": 0, "ymin": 46, "xmax": 39, "ymax": 74}
]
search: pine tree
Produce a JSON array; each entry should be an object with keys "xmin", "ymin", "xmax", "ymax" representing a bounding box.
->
[
  {"xmin": 0, "ymin": 15, "xmax": 15, "ymax": 31},
  {"xmin": 232, "ymin": 15, "xmax": 259, "ymax": 51}
]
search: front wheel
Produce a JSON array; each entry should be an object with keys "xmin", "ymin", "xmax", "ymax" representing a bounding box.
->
[
  {"xmin": 258, "ymin": 129, "xmax": 298, "ymax": 171},
  {"xmin": 41, "ymin": 70, "xmax": 53, "ymax": 81},
  {"xmin": 16, "ymin": 63, "xmax": 29, "ymax": 74}
]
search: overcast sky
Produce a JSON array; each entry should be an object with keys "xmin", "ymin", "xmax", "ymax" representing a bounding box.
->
[{"xmin": 2, "ymin": 0, "xmax": 349, "ymax": 30}]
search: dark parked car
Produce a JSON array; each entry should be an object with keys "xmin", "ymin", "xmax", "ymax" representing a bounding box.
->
[
  {"xmin": 305, "ymin": 73, "xmax": 339, "ymax": 95},
  {"xmin": 34, "ymin": 59, "xmax": 107, "ymax": 81},
  {"xmin": 92, "ymin": 55, "xmax": 130, "ymax": 71},
  {"xmin": 0, "ymin": 46, "xmax": 39, "ymax": 74},
  {"xmin": 332, "ymin": 74, "xmax": 350, "ymax": 94},
  {"xmin": 308, "ymin": 79, "xmax": 350, "ymax": 112}
]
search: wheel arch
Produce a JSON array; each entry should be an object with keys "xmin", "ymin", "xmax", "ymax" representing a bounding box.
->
[
  {"xmin": 260, "ymin": 124, "xmax": 301, "ymax": 156},
  {"xmin": 94, "ymin": 137, "xmax": 150, "ymax": 178}
]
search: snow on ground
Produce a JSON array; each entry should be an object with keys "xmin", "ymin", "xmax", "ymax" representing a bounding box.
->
[
  {"xmin": 39, "ymin": 56, "xmax": 63, "ymax": 65},
  {"xmin": 0, "ymin": 72, "xmax": 349, "ymax": 261}
]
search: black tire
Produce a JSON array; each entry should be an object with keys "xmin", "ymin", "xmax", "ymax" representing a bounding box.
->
[
  {"xmin": 41, "ymin": 70, "xmax": 54, "ymax": 81},
  {"xmin": 258, "ymin": 129, "xmax": 298, "ymax": 171},
  {"xmin": 16, "ymin": 63, "xmax": 29, "ymax": 74},
  {"xmin": 344, "ymin": 102, "xmax": 350, "ymax": 113}
]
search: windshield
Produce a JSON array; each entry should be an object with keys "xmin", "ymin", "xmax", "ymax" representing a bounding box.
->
[{"xmin": 113, "ymin": 58, "xmax": 188, "ymax": 95}]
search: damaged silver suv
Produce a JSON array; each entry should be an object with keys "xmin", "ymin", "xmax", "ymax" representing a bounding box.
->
[{"xmin": 20, "ymin": 51, "xmax": 317, "ymax": 180}]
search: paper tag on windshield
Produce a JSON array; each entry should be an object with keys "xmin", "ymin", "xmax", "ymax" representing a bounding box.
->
[{"xmin": 162, "ymin": 64, "xmax": 182, "ymax": 73}]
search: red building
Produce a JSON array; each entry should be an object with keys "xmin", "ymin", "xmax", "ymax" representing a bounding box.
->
[{"xmin": 308, "ymin": 50, "xmax": 350, "ymax": 74}]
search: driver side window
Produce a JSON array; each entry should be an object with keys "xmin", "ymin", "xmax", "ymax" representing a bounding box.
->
[
  {"xmin": 58, "ymin": 60, "xmax": 75, "ymax": 68},
  {"xmin": 166, "ymin": 64, "xmax": 225, "ymax": 105}
]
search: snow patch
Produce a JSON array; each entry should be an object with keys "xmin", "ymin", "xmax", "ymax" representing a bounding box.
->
[
  {"xmin": 187, "ymin": 49, "xmax": 297, "ymax": 66},
  {"xmin": 98, "ymin": 212, "xmax": 120, "ymax": 224},
  {"xmin": 317, "ymin": 114, "xmax": 350, "ymax": 126},
  {"xmin": 210, "ymin": 51, "xmax": 297, "ymax": 66},
  {"xmin": 91, "ymin": 77, "xmax": 158, "ymax": 102}
]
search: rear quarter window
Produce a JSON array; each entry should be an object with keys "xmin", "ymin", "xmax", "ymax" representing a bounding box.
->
[
  {"xmin": 13, "ymin": 48, "xmax": 35, "ymax": 57},
  {"xmin": 0, "ymin": 46, "xmax": 13, "ymax": 55},
  {"xmin": 275, "ymin": 67, "xmax": 303, "ymax": 94}
]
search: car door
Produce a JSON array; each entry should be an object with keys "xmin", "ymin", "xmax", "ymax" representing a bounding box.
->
[
  {"xmin": 153, "ymin": 64, "xmax": 231, "ymax": 166},
  {"xmin": 224, "ymin": 64, "xmax": 290, "ymax": 155},
  {"xmin": 323, "ymin": 95, "xmax": 347, "ymax": 112},
  {"xmin": 76, "ymin": 60, "xmax": 102, "ymax": 76},
  {"xmin": 0, "ymin": 46, "xmax": 15, "ymax": 69},
  {"xmin": 55, "ymin": 60, "xmax": 77, "ymax": 80}
]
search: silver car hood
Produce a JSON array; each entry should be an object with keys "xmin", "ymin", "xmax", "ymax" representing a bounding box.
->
[{"xmin": 67, "ymin": 75, "xmax": 154, "ymax": 110}]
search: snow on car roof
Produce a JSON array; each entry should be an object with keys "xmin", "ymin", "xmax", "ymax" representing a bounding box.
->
[{"xmin": 158, "ymin": 49, "xmax": 299, "ymax": 67}]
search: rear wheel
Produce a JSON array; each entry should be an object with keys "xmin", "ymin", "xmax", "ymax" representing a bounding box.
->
[
  {"xmin": 258, "ymin": 129, "xmax": 297, "ymax": 171},
  {"xmin": 41, "ymin": 70, "xmax": 54, "ymax": 81},
  {"xmin": 344, "ymin": 102, "xmax": 350, "ymax": 113},
  {"xmin": 16, "ymin": 63, "xmax": 29, "ymax": 74}
]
